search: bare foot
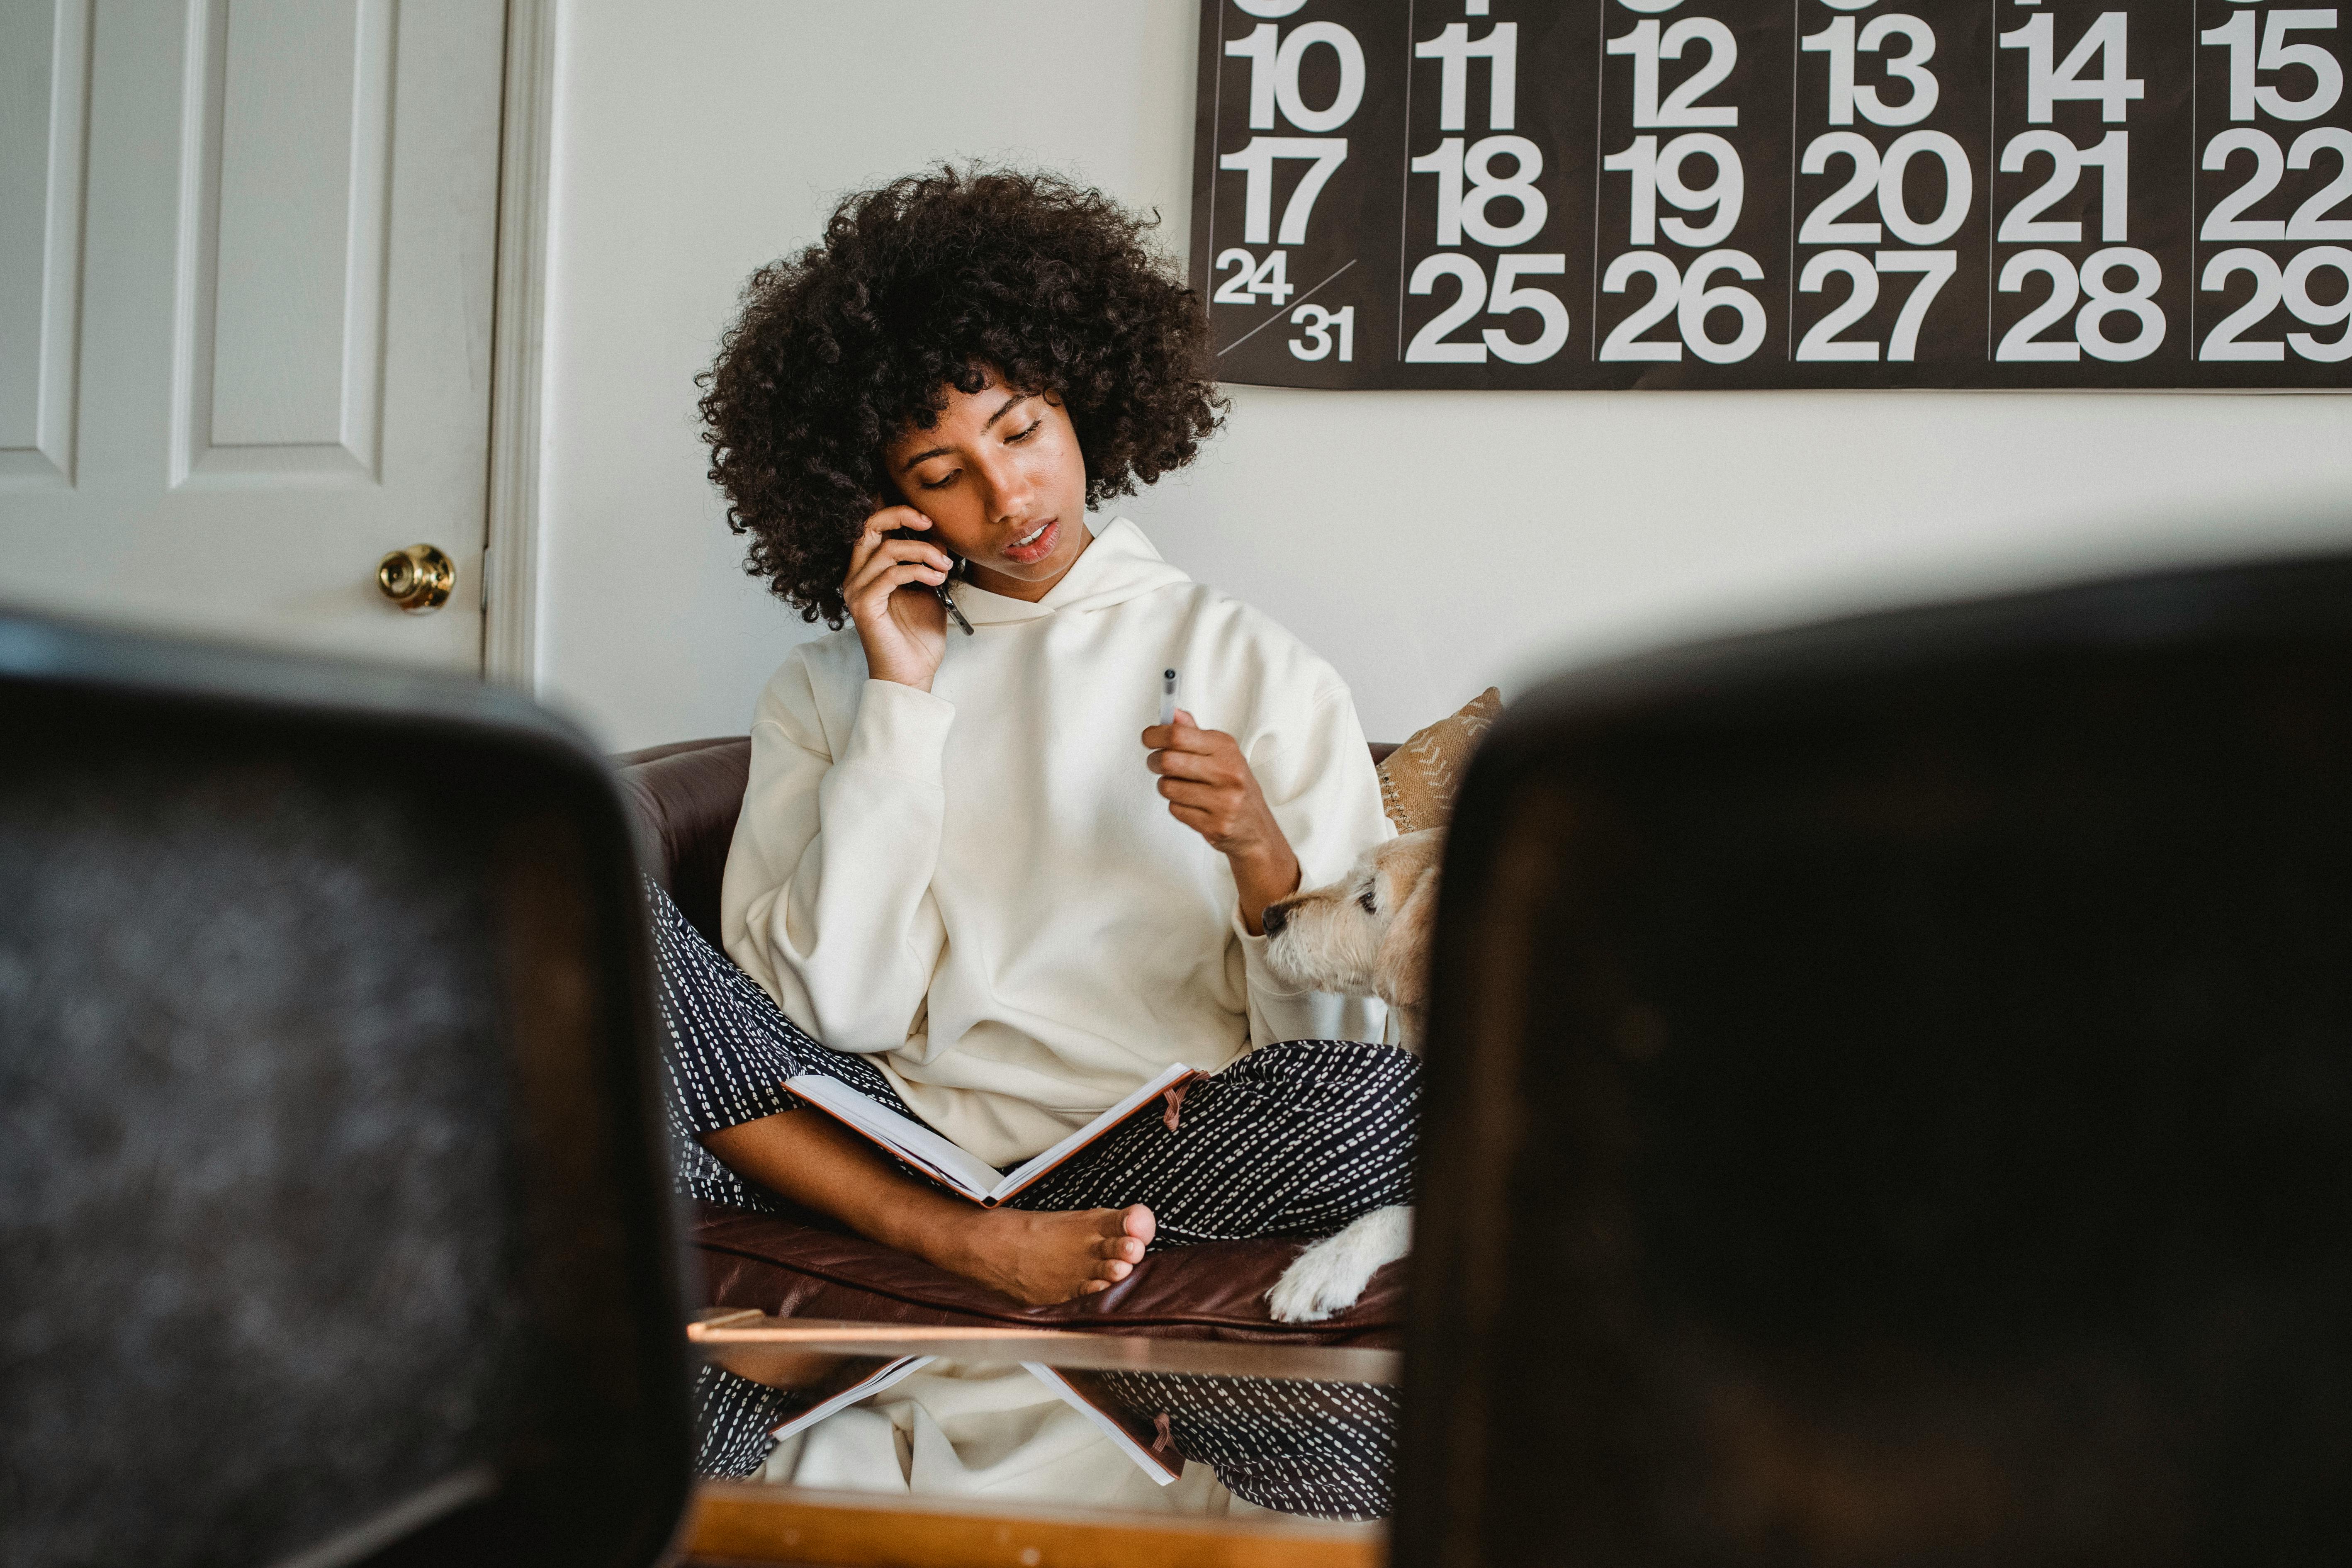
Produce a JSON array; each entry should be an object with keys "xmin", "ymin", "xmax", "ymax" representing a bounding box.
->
[
  {"xmin": 705, "ymin": 1112, "xmax": 1160, "ymax": 1307},
  {"xmin": 920, "ymin": 1204, "xmax": 1156, "ymax": 1306}
]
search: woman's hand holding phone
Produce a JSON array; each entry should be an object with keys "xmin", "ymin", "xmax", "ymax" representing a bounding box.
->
[
  {"xmin": 844, "ymin": 506, "xmax": 955, "ymax": 690},
  {"xmin": 1143, "ymin": 710, "xmax": 1301, "ymax": 935}
]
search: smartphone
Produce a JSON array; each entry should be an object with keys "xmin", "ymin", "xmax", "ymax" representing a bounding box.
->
[{"xmin": 891, "ymin": 523, "xmax": 973, "ymax": 635}]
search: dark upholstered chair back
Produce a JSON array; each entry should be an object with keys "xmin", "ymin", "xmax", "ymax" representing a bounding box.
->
[
  {"xmin": 1398, "ymin": 555, "xmax": 2352, "ymax": 1568},
  {"xmin": 2, "ymin": 613, "xmax": 692, "ymax": 1568}
]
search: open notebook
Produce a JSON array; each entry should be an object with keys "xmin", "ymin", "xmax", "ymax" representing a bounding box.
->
[
  {"xmin": 764, "ymin": 1358, "xmax": 1180, "ymax": 1484},
  {"xmin": 1022, "ymin": 1364, "xmax": 1185, "ymax": 1484},
  {"xmin": 783, "ymin": 1063, "xmax": 1202, "ymax": 1206},
  {"xmin": 766, "ymin": 1355, "xmax": 936, "ymax": 1444}
]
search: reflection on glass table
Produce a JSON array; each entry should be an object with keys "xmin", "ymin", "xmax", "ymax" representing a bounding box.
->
[{"xmin": 687, "ymin": 1315, "xmax": 1400, "ymax": 1522}]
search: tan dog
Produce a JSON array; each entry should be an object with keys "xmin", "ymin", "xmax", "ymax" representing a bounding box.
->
[
  {"xmin": 1256, "ymin": 829, "xmax": 1443, "ymax": 1321},
  {"xmin": 1259, "ymin": 828, "xmax": 1444, "ymax": 1050}
]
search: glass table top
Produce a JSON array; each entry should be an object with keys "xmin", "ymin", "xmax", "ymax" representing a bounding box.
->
[{"xmin": 688, "ymin": 1314, "xmax": 1398, "ymax": 1522}]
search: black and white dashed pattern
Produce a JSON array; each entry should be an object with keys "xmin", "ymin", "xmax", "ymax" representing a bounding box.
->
[
  {"xmin": 645, "ymin": 877, "xmax": 1418, "ymax": 1505},
  {"xmin": 694, "ymin": 1363, "xmax": 798, "ymax": 1480},
  {"xmin": 648, "ymin": 880, "xmax": 920, "ymax": 1213},
  {"xmin": 1092, "ymin": 1370, "xmax": 1400, "ymax": 1520},
  {"xmin": 691, "ymin": 1361, "xmax": 1397, "ymax": 1519}
]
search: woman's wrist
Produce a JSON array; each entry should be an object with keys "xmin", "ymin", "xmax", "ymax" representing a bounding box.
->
[
  {"xmin": 857, "ymin": 629, "xmax": 936, "ymax": 692},
  {"xmin": 1229, "ymin": 841, "xmax": 1301, "ymax": 936}
]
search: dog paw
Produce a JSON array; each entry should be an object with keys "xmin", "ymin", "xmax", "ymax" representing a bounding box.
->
[{"xmin": 1265, "ymin": 1206, "xmax": 1413, "ymax": 1323}]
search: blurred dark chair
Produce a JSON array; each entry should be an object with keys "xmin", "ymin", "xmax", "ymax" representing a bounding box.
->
[
  {"xmin": 1399, "ymin": 554, "xmax": 2352, "ymax": 1568},
  {"xmin": 0, "ymin": 613, "xmax": 691, "ymax": 1568}
]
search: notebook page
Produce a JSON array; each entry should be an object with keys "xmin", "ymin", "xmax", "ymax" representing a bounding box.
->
[
  {"xmin": 1020, "ymin": 1363, "xmax": 1182, "ymax": 1483},
  {"xmin": 784, "ymin": 1075, "xmax": 1001, "ymax": 1198},
  {"xmin": 767, "ymin": 1355, "xmax": 935, "ymax": 1444},
  {"xmin": 990, "ymin": 1063, "xmax": 1198, "ymax": 1201}
]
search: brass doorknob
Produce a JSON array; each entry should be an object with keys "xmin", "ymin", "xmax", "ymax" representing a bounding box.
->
[{"xmin": 377, "ymin": 544, "xmax": 455, "ymax": 613}]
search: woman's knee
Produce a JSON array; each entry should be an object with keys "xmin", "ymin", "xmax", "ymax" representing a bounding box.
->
[{"xmin": 1226, "ymin": 1039, "xmax": 1423, "ymax": 1124}]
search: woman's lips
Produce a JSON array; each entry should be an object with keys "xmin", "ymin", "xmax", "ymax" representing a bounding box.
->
[{"xmin": 1000, "ymin": 518, "xmax": 1059, "ymax": 564}]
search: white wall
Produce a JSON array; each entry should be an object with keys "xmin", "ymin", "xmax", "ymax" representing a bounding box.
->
[{"xmin": 536, "ymin": 1, "xmax": 2352, "ymax": 753}]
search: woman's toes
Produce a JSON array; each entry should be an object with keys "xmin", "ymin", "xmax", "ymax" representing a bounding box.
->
[
  {"xmin": 1102, "ymin": 1257, "xmax": 1133, "ymax": 1281},
  {"xmin": 1122, "ymin": 1204, "xmax": 1157, "ymax": 1244},
  {"xmin": 1080, "ymin": 1279, "xmax": 1109, "ymax": 1295}
]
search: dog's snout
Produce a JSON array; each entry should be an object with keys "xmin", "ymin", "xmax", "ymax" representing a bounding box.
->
[{"xmin": 1261, "ymin": 900, "xmax": 1290, "ymax": 937}]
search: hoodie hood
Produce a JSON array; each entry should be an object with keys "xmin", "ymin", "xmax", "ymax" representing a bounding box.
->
[{"xmin": 950, "ymin": 518, "xmax": 1191, "ymax": 627}]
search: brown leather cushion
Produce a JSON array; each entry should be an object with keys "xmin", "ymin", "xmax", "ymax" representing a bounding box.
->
[
  {"xmin": 618, "ymin": 736, "xmax": 1409, "ymax": 1341},
  {"xmin": 617, "ymin": 737, "xmax": 749, "ymax": 951},
  {"xmin": 695, "ymin": 1201, "xmax": 1401, "ymax": 1346}
]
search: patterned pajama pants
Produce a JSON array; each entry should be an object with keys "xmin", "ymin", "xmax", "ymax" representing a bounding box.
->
[{"xmin": 647, "ymin": 881, "xmax": 1418, "ymax": 1517}]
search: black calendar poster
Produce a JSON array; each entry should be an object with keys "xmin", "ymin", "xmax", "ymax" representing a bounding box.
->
[{"xmin": 1187, "ymin": 0, "xmax": 2352, "ymax": 389}]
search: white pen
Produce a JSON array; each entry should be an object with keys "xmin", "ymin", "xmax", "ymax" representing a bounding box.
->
[{"xmin": 1158, "ymin": 668, "xmax": 1180, "ymax": 728}]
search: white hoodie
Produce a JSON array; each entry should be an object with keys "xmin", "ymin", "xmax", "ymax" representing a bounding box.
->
[{"xmin": 721, "ymin": 518, "xmax": 1391, "ymax": 1166}]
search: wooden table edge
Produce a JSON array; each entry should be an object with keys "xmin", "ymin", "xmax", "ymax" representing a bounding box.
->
[{"xmin": 682, "ymin": 1481, "xmax": 1386, "ymax": 1568}]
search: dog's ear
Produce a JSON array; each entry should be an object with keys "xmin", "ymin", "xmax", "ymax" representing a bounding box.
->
[{"xmin": 1373, "ymin": 858, "xmax": 1442, "ymax": 1011}]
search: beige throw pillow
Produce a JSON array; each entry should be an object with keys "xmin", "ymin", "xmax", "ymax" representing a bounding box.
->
[{"xmin": 1377, "ymin": 687, "xmax": 1503, "ymax": 834}]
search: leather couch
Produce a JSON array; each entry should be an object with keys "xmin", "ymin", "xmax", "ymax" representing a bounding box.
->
[{"xmin": 617, "ymin": 736, "xmax": 1403, "ymax": 1344}]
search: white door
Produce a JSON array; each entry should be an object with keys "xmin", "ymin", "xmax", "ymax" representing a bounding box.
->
[{"xmin": 0, "ymin": 0, "xmax": 504, "ymax": 672}]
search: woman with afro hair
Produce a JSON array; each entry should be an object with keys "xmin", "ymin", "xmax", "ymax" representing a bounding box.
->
[{"xmin": 654, "ymin": 168, "xmax": 1416, "ymax": 1321}]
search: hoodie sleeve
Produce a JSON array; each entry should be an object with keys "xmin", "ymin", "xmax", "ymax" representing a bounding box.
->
[
  {"xmin": 1235, "ymin": 681, "xmax": 1394, "ymax": 1049},
  {"xmin": 720, "ymin": 670, "xmax": 953, "ymax": 1055}
]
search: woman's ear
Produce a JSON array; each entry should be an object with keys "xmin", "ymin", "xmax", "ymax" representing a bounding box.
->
[{"xmin": 1373, "ymin": 863, "xmax": 1442, "ymax": 1011}]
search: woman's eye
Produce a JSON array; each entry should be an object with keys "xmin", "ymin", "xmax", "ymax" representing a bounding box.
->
[
  {"xmin": 1356, "ymin": 886, "xmax": 1378, "ymax": 915},
  {"xmin": 1005, "ymin": 418, "xmax": 1044, "ymax": 444},
  {"xmin": 917, "ymin": 469, "xmax": 959, "ymax": 491}
]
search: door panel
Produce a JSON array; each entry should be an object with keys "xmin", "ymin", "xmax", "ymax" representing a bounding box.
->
[
  {"xmin": 187, "ymin": 0, "xmax": 393, "ymax": 475},
  {"xmin": 0, "ymin": 0, "xmax": 503, "ymax": 673},
  {"xmin": 0, "ymin": 0, "xmax": 90, "ymax": 486}
]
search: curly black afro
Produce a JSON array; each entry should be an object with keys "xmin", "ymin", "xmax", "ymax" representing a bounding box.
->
[{"xmin": 697, "ymin": 166, "xmax": 1225, "ymax": 625}]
